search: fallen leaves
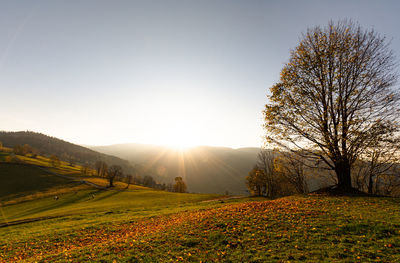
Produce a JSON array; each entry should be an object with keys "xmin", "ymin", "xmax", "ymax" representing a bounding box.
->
[{"xmin": 1, "ymin": 196, "xmax": 400, "ymax": 262}]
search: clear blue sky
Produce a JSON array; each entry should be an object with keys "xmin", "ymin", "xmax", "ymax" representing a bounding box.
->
[{"xmin": 1, "ymin": 0, "xmax": 399, "ymax": 148}]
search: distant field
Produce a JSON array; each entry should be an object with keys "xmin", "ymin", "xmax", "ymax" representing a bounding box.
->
[
  {"xmin": 82, "ymin": 177, "xmax": 150, "ymax": 190},
  {"xmin": 16, "ymin": 154, "xmax": 93, "ymax": 176}
]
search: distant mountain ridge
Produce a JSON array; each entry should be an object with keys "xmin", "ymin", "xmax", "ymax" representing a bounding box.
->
[
  {"xmin": 91, "ymin": 143, "xmax": 261, "ymax": 194},
  {"xmin": 0, "ymin": 131, "xmax": 134, "ymax": 173}
]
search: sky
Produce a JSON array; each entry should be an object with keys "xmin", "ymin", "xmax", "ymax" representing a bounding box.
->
[{"xmin": 1, "ymin": 0, "xmax": 400, "ymax": 148}]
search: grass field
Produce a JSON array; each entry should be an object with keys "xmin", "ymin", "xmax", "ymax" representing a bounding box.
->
[
  {"xmin": 0, "ymin": 158, "xmax": 225, "ymax": 262},
  {"xmin": 1, "ymin": 149, "xmax": 400, "ymax": 262},
  {"xmin": 0, "ymin": 163, "xmax": 88, "ymax": 203},
  {"xmin": 1, "ymin": 195, "xmax": 399, "ymax": 262}
]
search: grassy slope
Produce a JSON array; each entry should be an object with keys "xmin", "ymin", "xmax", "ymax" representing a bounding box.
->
[
  {"xmin": 0, "ymin": 163, "xmax": 87, "ymax": 202},
  {"xmin": 0, "ymin": 149, "xmax": 148, "ymax": 203},
  {"xmin": 0, "ymin": 152, "xmax": 220, "ymax": 225},
  {"xmin": 1, "ymin": 195, "xmax": 399, "ymax": 262},
  {"xmin": 1, "ymin": 148, "xmax": 399, "ymax": 262},
  {"xmin": 0, "ymin": 153, "xmax": 224, "ymax": 262}
]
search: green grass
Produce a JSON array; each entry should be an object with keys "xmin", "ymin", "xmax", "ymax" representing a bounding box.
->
[
  {"xmin": 0, "ymin": 189, "xmax": 225, "ymax": 262},
  {"xmin": 0, "ymin": 150, "xmax": 131, "ymax": 205},
  {"xmin": 16, "ymin": 154, "xmax": 93, "ymax": 176},
  {"xmin": 0, "ymin": 159, "xmax": 224, "ymax": 261},
  {"xmin": 1, "ymin": 150, "xmax": 399, "ymax": 262},
  {"xmin": 0, "ymin": 148, "xmax": 94, "ymax": 176},
  {"xmin": 0, "ymin": 188, "xmax": 221, "ymax": 223},
  {"xmin": 1, "ymin": 195, "xmax": 399, "ymax": 262}
]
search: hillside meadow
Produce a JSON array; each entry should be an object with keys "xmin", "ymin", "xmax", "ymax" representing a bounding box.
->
[
  {"xmin": 1, "ymin": 148, "xmax": 400, "ymax": 262},
  {"xmin": 1, "ymin": 195, "xmax": 399, "ymax": 262}
]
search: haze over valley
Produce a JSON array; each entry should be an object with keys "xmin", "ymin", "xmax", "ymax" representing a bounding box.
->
[{"xmin": 91, "ymin": 143, "xmax": 260, "ymax": 194}]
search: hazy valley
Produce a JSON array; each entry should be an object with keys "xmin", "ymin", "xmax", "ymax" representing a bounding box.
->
[{"xmin": 91, "ymin": 143, "xmax": 260, "ymax": 194}]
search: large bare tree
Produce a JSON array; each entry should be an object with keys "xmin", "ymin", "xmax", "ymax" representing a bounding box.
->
[{"xmin": 264, "ymin": 20, "xmax": 399, "ymax": 191}]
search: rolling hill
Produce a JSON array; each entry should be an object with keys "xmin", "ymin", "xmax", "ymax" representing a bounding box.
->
[
  {"xmin": 0, "ymin": 131, "xmax": 135, "ymax": 173},
  {"xmin": 0, "ymin": 153, "xmax": 221, "ymax": 225},
  {"xmin": 0, "ymin": 163, "xmax": 83, "ymax": 202},
  {"xmin": 91, "ymin": 144, "xmax": 260, "ymax": 194},
  {"xmin": 0, "ymin": 158, "xmax": 224, "ymax": 262}
]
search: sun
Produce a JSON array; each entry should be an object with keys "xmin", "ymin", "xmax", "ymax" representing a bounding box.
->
[
  {"xmin": 165, "ymin": 132, "xmax": 196, "ymax": 150},
  {"xmin": 162, "ymin": 123, "xmax": 198, "ymax": 150}
]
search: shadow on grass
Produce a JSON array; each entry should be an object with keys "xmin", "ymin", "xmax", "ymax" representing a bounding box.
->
[
  {"xmin": 0, "ymin": 164, "xmax": 72, "ymax": 200},
  {"xmin": 7, "ymin": 190, "xmax": 103, "ymax": 220},
  {"xmin": 91, "ymin": 190, "xmax": 121, "ymax": 202}
]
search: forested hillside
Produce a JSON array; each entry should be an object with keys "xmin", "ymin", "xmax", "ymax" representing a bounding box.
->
[{"xmin": 0, "ymin": 131, "xmax": 134, "ymax": 173}]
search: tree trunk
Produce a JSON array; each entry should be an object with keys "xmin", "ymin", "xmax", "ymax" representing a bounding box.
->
[
  {"xmin": 256, "ymin": 185, "xmax": 262, "ymax": 196},
  {"xmin": 367, "ymin": 173, "xmax": 374, "ymax": 194},
  {"xmin": 335, "ymin": 160, "xmax": 352, "ymax": 191},
  {"xmin": 109, "ymin": 177, "xmax": 114, "ymax": 187}
]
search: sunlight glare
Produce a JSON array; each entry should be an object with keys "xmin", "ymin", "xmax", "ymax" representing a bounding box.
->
[{"xmin": 164, "ymin": 124, "xmax": 196, "ymax": 150}]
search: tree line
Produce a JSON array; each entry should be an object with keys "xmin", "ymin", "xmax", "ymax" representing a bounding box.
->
[
  {"xmin": 246, "ymin": 149, "xmax": 400, "ymax": 197},
  {"xmin": 94, "ymin": 160, "xmax": 187, "ymax": 192}
]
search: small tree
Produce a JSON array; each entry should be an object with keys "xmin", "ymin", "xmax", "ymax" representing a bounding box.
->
[
  {"xmin": 377, "ymin": 168, "xmax": 400, "ymax": 196},
  {"xmin": 13, "ymin": 145, "xmax": 24, "ymax": 155},
  {"xmin": 353, "ymin": 137, "xmax": 400, "ymax": 194},
  {"xmin": 23, "ymin": 144, "xmax": 33, "ymax": 154},
  {"xmin": 247, "ymin": 150, "xmax": 304, "ymax": 197},
  {"xmin": 107, "ymin": 165, "xmax": 123, "ymax": 187},
  {"xmin": 126, "ymin": 174, "xmax": 133, "ymax": 189},
  {"xmin": 68, "ymin": 156, "xmax": 75, "ymax": 167},
  {"xmin": 49, "ymin": 155, "xmax": 61, "ymax": 167},
  {"xmin": 134, "ymin": 175, "xmax": 143, "ymax": 185},
  {"xmin": 255, "ymin": 150, "xmax": 276, "ymax": 197},
  {"xmin": 30, "ymin": 148, "xmax": 39, "ymax": 158},
  {"xmin": 143, "ymin": 175, "xmax": 156, "ymax": 188},
  {"xmin": 81, "ymin": 163, "xmax": 91, "ymax": 175},
  {"xmin": 246, "ymin": 167, "xmax": 267, "ymax": 196},
  {"xmin": 274, "ymin": 152, "xmax": 308, "ymax": 194},
  {"xmin": 13, "ymin": 144, "xmax": 34, "ymax": 156},
  {"xmin": 95, "ymin": 161, "xmax": 108, "ymax": 177},
  {"xmin": 173, "ymin": 177, "xmax": 187, "ymax": 193}
]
